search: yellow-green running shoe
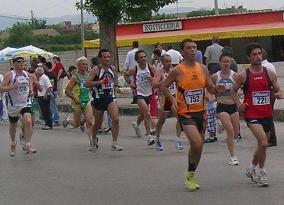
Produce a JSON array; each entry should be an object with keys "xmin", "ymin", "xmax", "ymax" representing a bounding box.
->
[{"xmin": 185, "ymin": 171, "xmax": 200, "ymax": 191}]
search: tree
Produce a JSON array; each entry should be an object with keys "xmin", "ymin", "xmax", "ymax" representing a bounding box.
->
[{"xmin": 77, "ymin": 0, "xmax": 177, "ymax": 67}]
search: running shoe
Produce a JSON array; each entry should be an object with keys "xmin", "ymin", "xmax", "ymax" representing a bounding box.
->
[
  {"xmin": 257, "ymin": 171, "xmax": 269, "ymax": 187},
  {"xmin": 155, "ymin": 139, "xmax": 164, "ymax": 151},
  {"xmin": 245, "ymin": 167, "xmax": 257, "ymax": 183},
  {"xmin": 89, "ymin": 137, "xmax": 98, "ymax": 152},
  {"xmin": 234, "ymin": 135, "xmax": 242, "ymax": 143},
  {"xmin": 185, "ymin": 171, "xmax": 200, "ymax": 191},
  {"xmin": 131, "ymin": 122, "xmax": 142, "ymax": 138},
  {"xmin": 62, "ymin": 118, "xmax": 69, "ymax": 128},
  {"xmin": 204, "ymin": 137, "xmax": 217, "ymax": 143},
  {"xmin": 10, "ymin": 141, "xmax": 17, "ymax": 157},
  {"xmin": 175, "ymin": 140, "xmax": 183, "ymax": 150},
  {"xmin": 228, "ymin": 157, "xmax": 239, "ymax": 166},
  {"xmin": 25, "ymin": 143, "xmax": 37, "ymax": 154},
  {"xmin": 41, "ymin": 125, "xmax": 52, "ymax": 130},
  {"xmin": 111, "ymin": 143, "xmax": 124, "ymax": 151},
  {"xmin": 145, "ymin": 135, "xmax": 155, "ymax": 146},
  {"xmin": 103, "ymin": 127, "xmax": 111, "ymax": 134}
]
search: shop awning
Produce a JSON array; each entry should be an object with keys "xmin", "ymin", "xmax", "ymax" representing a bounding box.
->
[{"xmin": 84, "ymin": 22, "xmax": 284, "ymax": 48}]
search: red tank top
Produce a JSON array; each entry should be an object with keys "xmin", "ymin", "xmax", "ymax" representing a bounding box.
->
[{"xmin": 243, "ymin": 68, "xmax": 272, "ymax": 119}]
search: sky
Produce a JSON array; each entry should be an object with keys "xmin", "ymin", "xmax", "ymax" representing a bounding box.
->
[{"xmin": 0, "ymin": 0, "xmax": 283, "ymax": 19}]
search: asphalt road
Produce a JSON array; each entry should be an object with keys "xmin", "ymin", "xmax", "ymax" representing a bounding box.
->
[{"xmin": 0, "ymin": 116, "xmax": 284, "ymax": 205}]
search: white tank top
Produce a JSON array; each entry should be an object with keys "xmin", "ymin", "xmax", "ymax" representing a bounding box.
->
[
  {"xmin": 6, "ymin": 70, "xmax": 31, "ymax": 113},
  {"xmin": 216, "ymin": 70, "xmax": 235, "ymax": 97},
  {"xmin": 135, "ymin": 64, "xmax": 152, "ymax": 97}
]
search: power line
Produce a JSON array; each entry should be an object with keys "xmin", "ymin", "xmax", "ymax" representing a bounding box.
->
[{"xmin": 0, "ymin": 13, "xmax": 30, "ymax": 21}]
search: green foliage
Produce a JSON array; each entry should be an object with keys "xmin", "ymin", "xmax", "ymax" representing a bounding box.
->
[
  {"xmin": 78, "ymin": 0, "xmax": 177, "ymax": 23},
  {"xmin": 151, "ymin": 13, "xmax": 177, "ymax": 21},
  {"xmin": 186, "ymin": 7, "xmax": 245, "ymax": 18}
]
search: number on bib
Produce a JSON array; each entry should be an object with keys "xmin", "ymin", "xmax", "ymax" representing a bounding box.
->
[
  {"xmin": 184, "ymin": 89, "xmax": 203, "ymax": 105},
  {"xmin": 252, "ymin": 91, "xmax": 270, "ymax": 105}
]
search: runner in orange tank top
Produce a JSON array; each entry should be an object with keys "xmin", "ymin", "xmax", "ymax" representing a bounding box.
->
[{"xmin": 161, "ymin": 39, "xmax": 225, "ymax": 191}]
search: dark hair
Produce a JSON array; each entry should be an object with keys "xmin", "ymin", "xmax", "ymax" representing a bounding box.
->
[
  {"xmin": 91, "ymin": 56, "xmax": 99, "ymax": 66},
  {"xmin": 98, "ymin": 48, "xmax": 110, "ymax": 58},
  {"xmin": 38, "ymin": 55, "xmax": 46, "ymax": 64},
  {"xmin": 135, "ymin": 50, "xmax": 146, "ymax": 62},
  {"xmin": 46, "ymin": 62, "xmax": 53, "ymax": 69},
  {"xmin": 68, "ymin": 65, "xmax": 77, "ymax": 73},
  {"xmin": 53, "ymin": 56, "xmax": 60, "ymax": 62},
  {"xmin": 180, "ymin": 39, "xmax": 195, "ymax": 50},
  {"xmin": 219, "ymin": 53, "xmax": 232, "ymax": 62},
  {"xmin": 132, "ymin": 41, "xmax": 139, "ymax": 48},
  {"xmin": 153, "ymin": 49, "xmax": 161, "ymax": 57},
  {"xmin": 154, "ymin": 42, "xmax": 161, "ymax": 48},
  {"xmin": 246, "ymin": 42, "xmax": 263, "ymax": 56},
  {"xmin": 222, "ymin": 46, "xmax": 233, "ymax": 57},
  {"xmin": 12, "ymin": 56, "xmax": 24, "ymax": 63},
  {"xmin": 166, "ymin": 45, "xmax": 173, "ymax": 50}
]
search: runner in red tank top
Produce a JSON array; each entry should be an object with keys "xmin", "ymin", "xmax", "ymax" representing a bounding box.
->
[{"xmin": 232, "ymin": 43, "xmax": 282, "ymax": 187}]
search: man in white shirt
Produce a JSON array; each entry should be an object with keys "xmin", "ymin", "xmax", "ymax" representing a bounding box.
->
[
  {"xmin": 124, "ymin": 41, "xmax": 139, "ymax": 103},
  {"xmin": 262, "ymin": 49, "xmax": 277, "ymax": 147},
  {"xmin": 165, "ymin": 45, "xmax": 183, "ymax": 67},
  {"xmin": 36, "ymin": 66, "xmax": 53, "ymax": 130}
]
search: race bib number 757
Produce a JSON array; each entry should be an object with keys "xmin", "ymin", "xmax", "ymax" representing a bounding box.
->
[{"xmin": 252, "ymin": 91, "xmax": 270, "ymax": 105}]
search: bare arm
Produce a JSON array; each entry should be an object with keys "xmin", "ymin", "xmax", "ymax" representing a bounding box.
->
[
  {"xmin": 152, "ymin": 69, "xmax": 163, "ymax": 89},
  {"xmin": 85, "ymin": 67, "xmax": 104, "ymax": 88},
  {"xmin": 231, "ymin": 71, "xmax": 247, "ymax": 111},
  {"xmin": 268, "ymin": 70, "xmax": 282, "ymax": 99},
  {"xmin": 161, "ymin": 68, "xmax": 179, "ymax": 114},
  {"xmin": 65, "ymin": 76, "xmax": 79, "ymax": 103},
  {"xmin": 0, "ymin": 72, "xmax": 19, "ymax": 93}
]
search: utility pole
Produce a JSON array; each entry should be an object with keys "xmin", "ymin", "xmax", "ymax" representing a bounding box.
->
[
  {"xmin": 30, "ymin": 10, "xmax": 34, "ymax": 24},
  {"xmin": 176, "ymin": 0, "xmax": 179, "ymax": 16},
  {"xmin": 80, "ymin": 0, "xmax": 85, "ymax": 55},
  {"xmin": 214, "ymin": 0, "xmax": 219, "ymax": 15}
]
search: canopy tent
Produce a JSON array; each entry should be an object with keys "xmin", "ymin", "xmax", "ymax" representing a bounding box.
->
[
  {"xmin": 84, "ymin": 22, "xmax": 284, "ymax": 49},
  {"xmin": 0, "ymin": 47, "xmax": 17, "ymax": 56},
  {"xmin": 3, "ymin": 45, "xmax": 55, "ymax": 60}
]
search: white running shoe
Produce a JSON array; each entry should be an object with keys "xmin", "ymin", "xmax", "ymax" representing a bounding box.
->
[
  {"xmin": 145, "ymin": 135, "xmax": 155, "ymax": 146},
  {"xmin": 175, "ymin": 140, "xmax": 184, "ymax": 150},
  {"xmin": 89, "ymin": 137, "xmax": 98, "ymax": 152},
  {"xmin": 245, "ymin": 167, "xmax": 257, "ymax": 183},
  {"xmin": 257, "ymin": 171, "xmax": 269, "ymax": 187},
  {"xmin": 111, "ymin": 143, "xmax": 124, "ymax": 151},
  {"xmin": 131, "ymin": 122, "xmax": 142, "ymax": 138},
  {"xmin": 228, "ymin": 157, "xmax": 239, "ymax": 166}
]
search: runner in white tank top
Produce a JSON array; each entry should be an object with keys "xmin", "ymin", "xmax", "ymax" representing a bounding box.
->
[
  {"xmin": 0, "ymin": 56, "xmax": 40, "ymax": 156},
  {"xmin": 127, "ymin": 50, "xmax": 157, "ymax": 146}
]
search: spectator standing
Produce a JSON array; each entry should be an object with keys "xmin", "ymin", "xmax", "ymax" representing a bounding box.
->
[
  {"xmin": 52, "ymin": 56, "xmax": 65, "ymax": 102},
  {"xmin": 195, "ymin": 49, "xmax": 203, "ymax": 64},
  {"xmin": 124, "ymin": 41, "xmax": 139, "ymax": 104},
  {"xmin": 0, "ymin": 73, "xmax": 3, "ymax": 120},
  {"xmin": 46, "ymin": 62, "xmax": 60, "ymax": 126},
  {"xmin": 204, "ymin": 36, "xmax": 223, "ymax": 75},
  {"xmin": 165, "ymin": 45, "xmax": 183, "ymax": 67},
  {"xmin": 36, "ymin": 67, "xmax": 53, "ymax": 130}
]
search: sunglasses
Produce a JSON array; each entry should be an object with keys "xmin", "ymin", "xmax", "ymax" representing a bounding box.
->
[{"xmin": 16, "ymin": 60, "xmax": 25, "ymax": 63}]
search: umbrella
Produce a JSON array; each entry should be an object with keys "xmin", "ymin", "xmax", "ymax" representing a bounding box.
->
[
  {"xmin": 0, "ymin": 54, "xmax": 4, "ymax": 63},
  {"xmin": 5, "ymin": 45, "xmax": 55, "ymax": 60},
  {"xmin": 0, "ymin": 47, "xmax": 17, "ymax": 56}
]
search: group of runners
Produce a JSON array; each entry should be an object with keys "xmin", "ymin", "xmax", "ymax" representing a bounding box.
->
[{"xmin": 0, "ymin": 39, "xmax": 282, "ymax": 191}]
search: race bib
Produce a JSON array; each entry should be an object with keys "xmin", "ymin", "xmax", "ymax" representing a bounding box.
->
[
  {"xmin": 18, "ymin": 85, "xmax": 28, "ymax": 94},
  {"xmin": 137, "ymin": 72, "xmax": 150, "ymax": 83},
  {"xmin": 252, "ymin": 91, "xmax": 270, "ymax": 105},
  {"xmin": 169, "ymin": 83, "xmax": 176, "ymax": 95},
  {"xmin": 184, "ymin": 89, "xmax": 203, "ymax": 105}
]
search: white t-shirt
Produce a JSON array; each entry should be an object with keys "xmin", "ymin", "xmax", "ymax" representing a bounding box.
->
[
  {"xmin": 124, "ymin": 48, "xmax": 139, "ymax": 71},
  {"xmin": 262, "ymin": 60, "xmax": 276, "ymax": 74},
  {"xmin": 166, "ymin": 49, "xmax": 183, "ymax": 65},
  {"xmin": 38, "ymin": 74, "xmax": 52, "ymax": 97}
]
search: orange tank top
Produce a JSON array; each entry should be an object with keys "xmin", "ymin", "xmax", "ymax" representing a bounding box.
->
[{"xmin": 176, "ymin": 63, "xmax": 206, "ymax": 115}]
